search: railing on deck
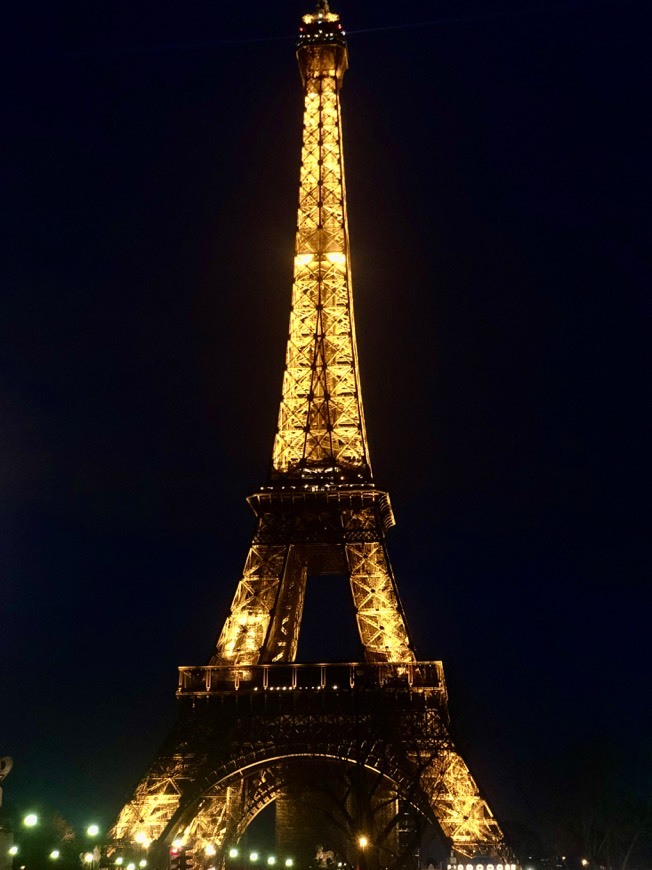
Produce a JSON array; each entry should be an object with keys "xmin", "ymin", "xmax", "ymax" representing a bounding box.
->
[{"xmin": 177, "ymin": 661, "xmax": 446, "ymax": 697}]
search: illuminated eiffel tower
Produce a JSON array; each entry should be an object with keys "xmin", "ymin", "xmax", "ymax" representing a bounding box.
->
[{"xmin": 111, "ymin": 4, "xmax": 512, "ymax": 869}]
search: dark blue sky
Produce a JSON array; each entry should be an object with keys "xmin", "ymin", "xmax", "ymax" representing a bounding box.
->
[{"xmin": 2, "ymin": 0, "xmax": 649, "ymax": 851}]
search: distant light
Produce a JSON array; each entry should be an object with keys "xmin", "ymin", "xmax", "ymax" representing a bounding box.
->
[
  {"xmin": 581, "ymin": 863, "xmax": 589, "ymax": 868},
  {"xmin": 358, "ymin": 837, "xmax": 368, "ymax": 849},
  {"xmin": 268, "ymin": 858, "xmax": 276, "ymax": 866},
  {"xmin": 127, "ymin": 863, "xmax": 136, "ymax": 870},
  {"xmin": 250, "ymin": 853, "xmax": 259, "ymax": 862},
  {"xmin": 50, "ymin": 851, "xmax": 61, "ymax": 860},
  {"xmin": 172, "ymin": 840, "xmax": 184, "ymax": 850},
  {"xmin": 285, "ymin": 861, "xmax": 294, "ymax": 868},
  {"xmin": 9, "ymin": 846, "xmax": 19, "ymax": 856},
  {"xmin": 84, "ymin": 854, "xmax": 94, "ymax": 864},
  {"xmin": 229, "ymin": 850, "xmax": 239, "ymax": 859},
  {"xmin": 116, "ymin": 859, "xmax": 124, "ymax": 866},
  {"xmin": 205, "ymin": 846, "xmax": 216, "ymax": 857},
  {"xmin": 23, "ymin": 814, "xmax": 39, "ymax": 828},
  {"xmin": 139, "ymin": 861, "xmax": 147, "ymax": 867},
  {"xmin": 87, "ymin": 825, "xmax": 100, "ymax": 838}
]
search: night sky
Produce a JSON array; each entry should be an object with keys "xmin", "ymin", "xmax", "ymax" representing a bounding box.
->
[{"xmin": 2, "ymin": 0, "xmax": 650, "ymax": 853}]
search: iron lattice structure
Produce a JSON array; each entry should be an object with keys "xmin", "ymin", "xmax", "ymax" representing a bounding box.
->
[{"xmin": 111, "ymin": 4, "xmax": 511, "ymax": 868}]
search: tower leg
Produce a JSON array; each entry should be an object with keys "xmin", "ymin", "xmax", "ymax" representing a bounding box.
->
[{"xmin": 212, "ymin": 545, "xmax": 290, "ymax": 666}]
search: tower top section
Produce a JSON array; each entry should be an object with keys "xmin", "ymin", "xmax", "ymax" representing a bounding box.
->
[{"xmin": 297, "ymin": 2, "xmax": 348, "ymax": 86}]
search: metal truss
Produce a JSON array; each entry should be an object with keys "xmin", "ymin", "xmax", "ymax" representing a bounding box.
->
[
  {"xmin": 271, "ymin": 9, "xmax": 369, "ymax": 480},
  {"xmin": 111, "ymin": 3, "xmax": 512, "ymax": 866},
  {"xmin": 110, "ymin": 665, "xmax": 507, "ymax": 862},
  {"xmin": 211, "ymin": 490, "xmax": 413, "ymax": 665}
]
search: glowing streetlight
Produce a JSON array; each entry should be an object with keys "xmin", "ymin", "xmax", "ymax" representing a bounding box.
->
[
  {"xmin": 139, "ymin": 861, "xmax": 147, "ymax": 867},
  {"xmin": 23, "ymin": 814, "xmax": 38, "ymax": 828},
  {"xmin": 267, "ymin": 858, "xmax": 276, "ymax": 866},
  {"xmin": 581, "ymin": 862, "xmax": 589, "ymax": 868},
  {"xmin": 229, "ymin": 850, "xmax": 239, "ymax": 859},
  {"xmin": 9, "ymin": 846, "xmax": 19, "ymax": 856},
  {"xmin": 50, "ymin": 851, "xmax": 61, "ymax": 860},
  {"xmin": 285, "ymin": 861, "xmax": 294, "ymax": 868},
  {"xmin": 84, "ymin": 854, "xmax": 94, "ymax": 864},
  {"xmin": 115, "ymin": 860, "xmax": 124, "ymax": 866},
  {"xmin": 127, "ymin": 863, "xmax": 136, "ymax": 870},
  {"xmin": 250, "ymin": 853, "xmax": 259, "ymax": 863},
  {"xmin": 87, "ymin": 825, "xmax": 100, "ymax": 838},
  {"xmin": 358, "ymin": 837, "xmax": 368, "ymax": 850}
]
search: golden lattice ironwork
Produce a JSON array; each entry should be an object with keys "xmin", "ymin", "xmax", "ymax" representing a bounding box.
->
[{"xmin": 110, "ymin": 3, "xmax": 513, "ymax": 866}]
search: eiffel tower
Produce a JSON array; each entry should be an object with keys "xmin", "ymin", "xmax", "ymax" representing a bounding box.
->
[{"xmin": 110, "ymin": 4, "xmax": 513, "ymax": 868}]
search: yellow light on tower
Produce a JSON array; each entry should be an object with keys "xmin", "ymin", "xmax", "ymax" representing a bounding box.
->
[{"xmin": 205, "ymin": 846, "xmax": 217, "ymax": 857}]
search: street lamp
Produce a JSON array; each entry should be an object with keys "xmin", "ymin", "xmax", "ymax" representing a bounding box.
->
[
  {"xmin": 9, "ymin": 846, "xmax": 19, "ymax": 856},
  {"xmin": 50, "ymin": 851, "xmax": 61, "ymax": 860},
  {"xmin": 357, "ymin": 838, "xmax": 368, "ymax": 850},
  {"xmin": 23, "ymin": 814, "xmax": 38, "ymax": 828},
  {"xmin": 250, "ymin": 853, "xmax": 259, "ymax": 863},
  {"xmin": 285, "ymin": 861, "xmax": 293, "ymax": 868},
  {"xmin": 229, "ymin": 849, "xmax": 239, "ymax": 859},
  {"xmin": 87, "ymin": 826, "xmax": 100, "ymax": 838}
]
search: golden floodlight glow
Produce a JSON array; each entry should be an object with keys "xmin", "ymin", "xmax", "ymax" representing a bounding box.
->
[
  {"xmin": 205, "ymin": 846, "xmax": 216, "ymax": 857},
  {"xmin": 106, "ymin": 6, "xmax": 512, "ymax": 861}
]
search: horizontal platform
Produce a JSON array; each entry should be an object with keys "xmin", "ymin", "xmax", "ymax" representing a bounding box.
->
[{"xmin": 177, "ymin": 660, "xmax": 446, "ymax": 697}]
